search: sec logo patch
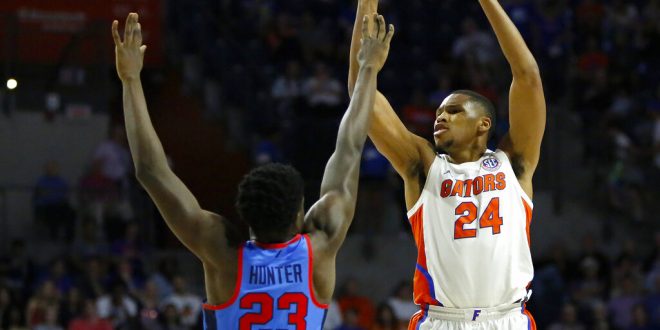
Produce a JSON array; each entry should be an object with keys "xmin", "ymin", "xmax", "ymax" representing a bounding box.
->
[{"xmin": 481, "ymin": 156, "xmax": 501, "ymax": 171}]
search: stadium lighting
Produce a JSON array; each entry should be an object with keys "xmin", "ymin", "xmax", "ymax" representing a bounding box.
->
[{"xmin": 6, "ymin": 78, "xmax": 17, "ymax": 90}]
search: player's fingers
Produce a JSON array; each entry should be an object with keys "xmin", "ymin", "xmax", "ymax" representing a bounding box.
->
[
  {"xmin": 112, "ymin": 20, "xmax": 122, "ymax": 46},
  {"xmin": 126, "ymin": 13, "xmax": 138, "ymax": 45},
  {"xmin": 140, "ymin": 45, "xmax": 147, "ymax": 55},
  {"xmin": 361, "ymin": 15, "xmax": 370, "ymax": 39},
  {"xmin": 134, "ymin": 23, "xmax": 143, "ymax": 46},
  {"xmin": 384, "ymin": 24, "xmax": 395, "ymax": 45},
  {"xmin": 123, "ymin": 13, "xmax": 132, "ymax": 43},
  {"xmin": 371, "ymin": 13, "xmax": 378, "ymax": 39},
  {"xmin": 377, "ymin": 15, "xmax": 385, "ymax": 40}
]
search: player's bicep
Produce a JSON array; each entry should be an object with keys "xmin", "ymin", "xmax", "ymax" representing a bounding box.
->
[
  {"xmin": 303, "ymin": 192, "xmax": 351, "ymax": 253},
  {"xmin": 504, "ymin": 75, "xmax": 546, "ymax": 174},
  {"xmin": 137, "ymin": 169, "xmax": 227, "ymax": 257},
  {"xmin": 370, "ymin": 92, "xmax": 434, "ymax": 176}
]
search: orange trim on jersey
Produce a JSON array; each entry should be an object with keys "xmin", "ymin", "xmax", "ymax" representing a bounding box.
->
[
  {"xmin": 523, "ymin": 308, "xmax": 537, "ymax": 330},
  {"xmin": 408, "ymin": 310, "xmax": 424, "ymax": 330},
  {"xmin": 303, "ymin": 234, "xmax": 329, "ymax": 309},
  {"xmin": 522, "ymin": 198, "xmax": 533, "ymax": 247},
  {"xmin": 254, "ymin": 234, "xmax": 302, "ymax": 249},
  {"xmin": 202, "ymin": 244, "xmax": 244, "ymax": 310},
  {"xmin": 409, "ymin": 206, "xmax": 441, "ymax": 306}
]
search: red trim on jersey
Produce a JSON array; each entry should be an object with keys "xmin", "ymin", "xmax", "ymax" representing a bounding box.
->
[
  {"xmin": 254, "ymin": 234, "xmax": 302, "ymax": 249},
  {"xmin": 202, "ymin": 244, "xmax": 244, "ymax": 310},
  {"xmin": 303, "ymin": 234, "xmax": 329, "ymax": 309},
  {"xmin": 522, "ymin": 198, "xmax": 533, "ymax": 247},
  {"xmin": 409, "ymin": 206, "xmax": 441, "ymax": 306}
]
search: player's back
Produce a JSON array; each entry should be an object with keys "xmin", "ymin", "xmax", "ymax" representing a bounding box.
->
[
  {"xmin": 202, "ymin": 234, "xmax": 328, "ymax": 329},
  {"xmin": 408, "ymin": 149, "xmax": 534, "ymax": 309}
]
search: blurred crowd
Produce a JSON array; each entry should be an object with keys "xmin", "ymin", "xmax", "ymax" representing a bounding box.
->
[{"xmin": 2, "ymin": 0, "xmax": 660, "ymax": 329}]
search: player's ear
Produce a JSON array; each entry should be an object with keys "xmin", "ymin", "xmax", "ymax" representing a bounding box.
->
[{"xmin": 478, "ymin": 116, "xmax": 491, "ymax": 135}]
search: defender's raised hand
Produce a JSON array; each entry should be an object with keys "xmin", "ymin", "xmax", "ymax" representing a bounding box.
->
[
  {"xmin": 357, "ymin": 14, "xmax": 394, "ymax": 71},
  {"xmin": 112, "ymin": 13, "xmax": 147, "ymax": 82}
]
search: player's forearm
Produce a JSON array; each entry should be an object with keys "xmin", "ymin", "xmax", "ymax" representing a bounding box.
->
[
  {"xmin": 321, "ymin": 66, "xmax": 377, "ymax": 196},
  {"xmin": 479, "ymin": 0, "xmax": 539, "ymax": 79},
  {"xmin": 122, "ymin": 79, "xmax": 169, "ymax": 177},
  {"xmin": 348, "ymin": 1, "xmax": 377, "ymax": 96}
]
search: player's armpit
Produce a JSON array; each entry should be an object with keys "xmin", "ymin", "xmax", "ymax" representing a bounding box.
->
[{"xmin": 136, "ymin": 169, "xmax": 239, "ymax": 261}]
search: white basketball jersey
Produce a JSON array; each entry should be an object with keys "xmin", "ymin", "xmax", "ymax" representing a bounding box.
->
[{"xmin": 407, "ymin": 149, "xmax": 533, "ymax": 309}]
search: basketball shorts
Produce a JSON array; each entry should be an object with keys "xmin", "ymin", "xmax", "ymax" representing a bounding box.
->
[{"xmin": 409, "ymin": 304, "xmax": 536, "ymax": 330}]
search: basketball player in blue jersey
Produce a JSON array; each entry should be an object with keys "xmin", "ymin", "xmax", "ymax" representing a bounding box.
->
[
  {"xmin": 349, "ymin": 0, "xmax": 545, "ymax": 329},
  {"xmin": 113, "ymin": 12, "xmax": 394, "ymax": 329}
]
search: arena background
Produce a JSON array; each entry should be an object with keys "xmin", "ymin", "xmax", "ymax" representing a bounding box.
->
[{"xmin": 0, "ymin": 0, "xmax": 658, "ymax": 329}]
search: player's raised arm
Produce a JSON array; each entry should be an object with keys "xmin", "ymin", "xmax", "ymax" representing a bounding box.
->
[
  {"xmin": 306, "ymin": 14, "xmax": 394, "ymax": 250},
  {"xmin": 113, "ymin": 13, "xmax": 236, "ymax": 261},
  {"xmin": 348, "ymin": 1, "xmax": 435, "ymax": 193},
  {"xmin": 479, "ymin": 0, "xmax": 546, "ymax": 188}
]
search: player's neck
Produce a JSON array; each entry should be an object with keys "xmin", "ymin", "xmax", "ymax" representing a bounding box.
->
[
  {"xmin": 255, "ymin": 229, "xmax": 299, "ymax": 244},
  {"xmin": 447, "ymin": 143, "xmax": 487, "ymax": 164}
]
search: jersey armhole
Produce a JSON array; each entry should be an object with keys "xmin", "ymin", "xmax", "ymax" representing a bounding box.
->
[
  {"xmin": 406, "ymin": 155, "xmax": 440, "ymax": 218},
  {"xmin": 202, "ymin": 244, "xmax": 244, "ymax": 311},
  {"xmin": 495, "ymin": 149, "xmax": 534, "ymax": 208},
  {"xmin": 303, "ymin": 234, "xmax": 329, "ymax": 309}
]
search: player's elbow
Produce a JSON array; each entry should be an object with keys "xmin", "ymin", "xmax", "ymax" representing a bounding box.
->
[{"xmin": 512, "ymin": 63, "xmax": 541, "ymax": 86}]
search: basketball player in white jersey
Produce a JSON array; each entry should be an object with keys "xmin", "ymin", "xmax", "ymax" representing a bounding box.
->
[{"xmin": 348, "ymin": 1, "xmax": 545, "ymax": 329}]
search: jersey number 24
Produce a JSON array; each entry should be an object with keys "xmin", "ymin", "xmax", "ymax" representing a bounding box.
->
[{"xmin": 454, "ymin": 197, "xmax": 503, "ymax": 239}]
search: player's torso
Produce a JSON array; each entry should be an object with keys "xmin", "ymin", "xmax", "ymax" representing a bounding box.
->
[
  {"xmin": 408, "ymin": 150, "xmax": 534, "ymax": 309},
  {"xmin": 202, "ymin": 234, "xmax": 328, "ymax": 330}
]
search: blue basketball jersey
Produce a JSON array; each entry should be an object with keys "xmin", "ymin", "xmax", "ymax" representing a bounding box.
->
[{"xmin": 202, "ymin": 234, "xmax": 328, "ymax": 329}]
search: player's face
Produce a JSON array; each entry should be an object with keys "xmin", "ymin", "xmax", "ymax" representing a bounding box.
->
[{"xmin": 433, "ymin": 94, "xmax": 483, "ymax": 152}]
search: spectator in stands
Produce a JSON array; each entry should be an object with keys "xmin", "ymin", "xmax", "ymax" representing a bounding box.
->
[
  {"xmin": 78, "ymin": 160, "xmax": 120, "ymax": 232},
  {"xmin": 149, "ymin": 258, "xmax": 178, "ymax": 301},
  {"xmin": 302, "ymin": 63, "xmax": 343, "ymax": 114},
  {"xmin": 70, "ymin": 219, "xmax": 108, "ymax": 261},
  {"xmin": 337, "ymin": 278, "xmax": 375, "ymax": 330},
  {"xmin": 33, "ymin": 161, "xmax": 75, "ymax": 241},
  {"xmin": 451, "ymin": 18, "xmax": 498, "ymax": 66},
  {"xmin": 371, "ymin": 303, "xmax": 402, "ymax": 330},
  {"xmin": 26, "ymin": 280, "xmax": 60, "ymax": 328},
  {"xmin": 0, "ymin": 286, "xmax": 11, "ymax": 329},
  {"xmin": 58, "ymin": 287, "xmax": 83, "ymax": 329},
  {"xmin": 110, "ymin": 223, "xmax": 146, "ymax": 261},
  {"xmin": 113, "ymin": 258, "xmax": 144, "ymax": 295},
  {"xmin": 68, "ymin": 299, "xmax": 113, "ymax": 330},
  {"xmin": 0, "ymin": 239, "xmax": 35, "ymax": 294},
  {"xmin": 33, "ymin": 307, "xmax": 62, "ymax": 330},
  {"xmin": 386, "ymin": 281, "xmax": 417, "ymax": 324},
  {"xmin": 137, "ymin": 280, "xmax": 161, "ymax": 330},
  {"xmin": 629, "ymin": 303, "xmax": 653, "ymax": 330},
  {"xmin": 78, "ymin": 258, "xmax": 108, "ymax": 299},
  {"xmin": 40, "ymin": 258, "xmax": 75, "ymax": 296},
  {"xmin": 161, "ymin": 276, "xmax": 201, "ymax": 328},
  {"xmin": 336, "ymin": 308, "xmax": 365, "ymax": 330},
  {"xmin": 548, "ymin": 302, "xmax": 586, "ymax": 330},
  {"xmin": 91, "ymin": 125, "xmax": 133, "ymax": 223},
  {"xmin": 158, "ymin": 303, "xmax": 185, "ymax": 330},
  {"xmin": 609, "ymin": 276, "xmax": 644, "ymax": 329},
  {"xmin": 96, "ymin": 282, "xmax": 138, "ymax": 329}
]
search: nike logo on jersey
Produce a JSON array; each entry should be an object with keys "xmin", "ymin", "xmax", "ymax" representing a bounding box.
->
[{"xmin": 440, "ymin": 172, "xmax": 506, "ymax": 198}]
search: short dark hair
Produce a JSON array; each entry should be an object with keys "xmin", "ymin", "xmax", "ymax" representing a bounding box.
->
[
  {"xmin": 236, "ymin": 164, "xmax": 304, "ymax": 238},
  {"xmin": 453, "ymin": 90, "xmax": 497, "ymax": 137}
]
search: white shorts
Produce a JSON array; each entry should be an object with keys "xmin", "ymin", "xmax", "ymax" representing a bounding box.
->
[{"xmin": 408, "ymin": 304, "xmax": 537, "ymax": 330}]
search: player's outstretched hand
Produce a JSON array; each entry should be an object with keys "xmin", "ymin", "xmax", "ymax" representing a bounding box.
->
[
  {"xmin": 112, "ymin": 13, "xmax": 147, "ymax": 82},
  {"xmin": 357, "ymin": 14, "xmax": 394, "ymax": 72}
]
